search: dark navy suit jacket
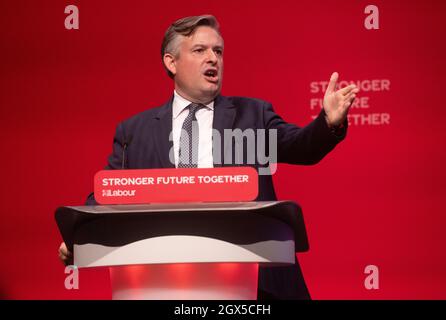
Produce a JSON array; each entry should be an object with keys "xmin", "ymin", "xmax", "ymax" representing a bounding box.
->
[{"xmin": 87, "ymin": 95, "xmax": 347, "ymax": 299}]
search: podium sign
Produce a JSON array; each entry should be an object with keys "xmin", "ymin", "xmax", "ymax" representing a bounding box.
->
[{"xmin": 94, "ymin": 167, "xmax": 258, "ymax": 204}]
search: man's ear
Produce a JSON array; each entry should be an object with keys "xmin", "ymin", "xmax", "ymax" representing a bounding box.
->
[{"xmin": 163, "ymin": 53, "xmax": 176, "ymax": 76}]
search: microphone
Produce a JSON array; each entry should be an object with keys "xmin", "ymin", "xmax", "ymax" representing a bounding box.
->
[{"xmin": 121, "ymin": 135, "xmax": 133, "ymax": 169}]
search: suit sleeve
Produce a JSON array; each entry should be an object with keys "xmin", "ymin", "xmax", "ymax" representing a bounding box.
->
[
  {"xmin": 105, "ymin": 122, "xmax": 127, "ymax": 170},
  {"xmin": 85, "ymin": 122, "xmax": 127, "ymax": 205},
  {"xmin": 263, "ymin": 101, "xmax": 347, "ymax": 165}
]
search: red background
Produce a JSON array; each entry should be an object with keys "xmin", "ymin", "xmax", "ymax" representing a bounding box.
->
[{"xmin": 1, "ymin": 0, "xmax": 445, "ymax": 299}]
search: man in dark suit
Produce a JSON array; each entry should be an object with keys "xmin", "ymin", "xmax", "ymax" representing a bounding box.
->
[{"xmin": 59, "ymin": 14, "xmax": 359, "ymax": 299}]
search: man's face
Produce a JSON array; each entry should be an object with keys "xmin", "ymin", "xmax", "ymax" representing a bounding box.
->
[{"xmin": 167, "ymin": 26, "xmax": 224, "ymax": 104}]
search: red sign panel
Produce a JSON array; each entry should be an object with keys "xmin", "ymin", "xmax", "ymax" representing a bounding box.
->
[{"xmin": 94, "ymin": 167, "xmax": 258, "ymax": 204}]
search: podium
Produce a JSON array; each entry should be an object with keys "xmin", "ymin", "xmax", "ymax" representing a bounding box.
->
[{"xmin": 55, "ymin": 201, "xmax": 308, "ymax": 300}]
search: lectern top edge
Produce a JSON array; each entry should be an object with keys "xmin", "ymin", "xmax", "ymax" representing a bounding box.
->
[{"xmin": 63, "ymin": 200, "xmax": 297, "ymax": 215}]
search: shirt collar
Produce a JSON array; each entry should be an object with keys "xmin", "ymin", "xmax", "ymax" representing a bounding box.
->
[{"xmin": 172, "ymin": 90, "xmax": 214, "ymax": 119}]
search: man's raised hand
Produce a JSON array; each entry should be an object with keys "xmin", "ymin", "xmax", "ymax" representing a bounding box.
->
[{"xmin": 323, "ymin": 72, "xmax": 359, "ymax": 127}]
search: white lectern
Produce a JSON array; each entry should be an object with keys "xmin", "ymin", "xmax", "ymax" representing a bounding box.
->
[{"xmin": 55, "ymin": 201, "xmax": 308, "ymax": 300}]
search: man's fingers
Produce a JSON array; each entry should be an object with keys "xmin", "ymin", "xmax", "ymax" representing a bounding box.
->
[
  {"xmin": 345, "ymin": 91, "xmax": 356, "ymax": 102},
  {"xmin": 59, "ymin": 250, "xmax": 73, "ymax": 266},
  {"xmin": 59, "ymin": 242, "xmax": 71, "ymax": 254},
  {"xmin": 59, "ymin": 252, "xmax": 68, "ymax": 265},
  {"xmin": 59, "ymin": 250, "xmax": 72, "ymax": 258},
  {"xmin": 343, "ymin": 93, "xmax": 356, "ymax": 109},
  {"xmin": 58, "ymin": 242, "xmax": 74, "ymax": 266},
  {"xmin": 59, "ymin": 242, "xmax": 72, "ymax": 260},
  {"xmin": 326, "ymin": 72, "xmax": 339, "ymax": 94},
  {"xmin": 339, "ymin": 84, "xmax": 359, "ymax": 96}
]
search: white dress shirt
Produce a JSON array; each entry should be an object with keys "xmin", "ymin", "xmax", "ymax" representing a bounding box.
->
[{"xmin": 172, "ymin": 90, "xmax": 214, "ymax": 168}]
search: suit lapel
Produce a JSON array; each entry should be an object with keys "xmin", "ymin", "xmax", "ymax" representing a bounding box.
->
[
  {"xmin": 213, "ymin": 95, "xmax": 236, "ymax": 167},
  {"xmin": 153, "ymin": 96, "xmax": 175, "ymax": 168}
]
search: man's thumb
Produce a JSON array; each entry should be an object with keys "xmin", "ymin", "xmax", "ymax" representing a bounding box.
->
[{"xmin": 326, "ymin": 72, "xmax": 339, "ymax": 93}]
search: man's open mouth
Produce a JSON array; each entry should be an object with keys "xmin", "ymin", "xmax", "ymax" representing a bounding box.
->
[{"xmin": 203, "ymin": 69, "xmax": 219, "ymax": 82}]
